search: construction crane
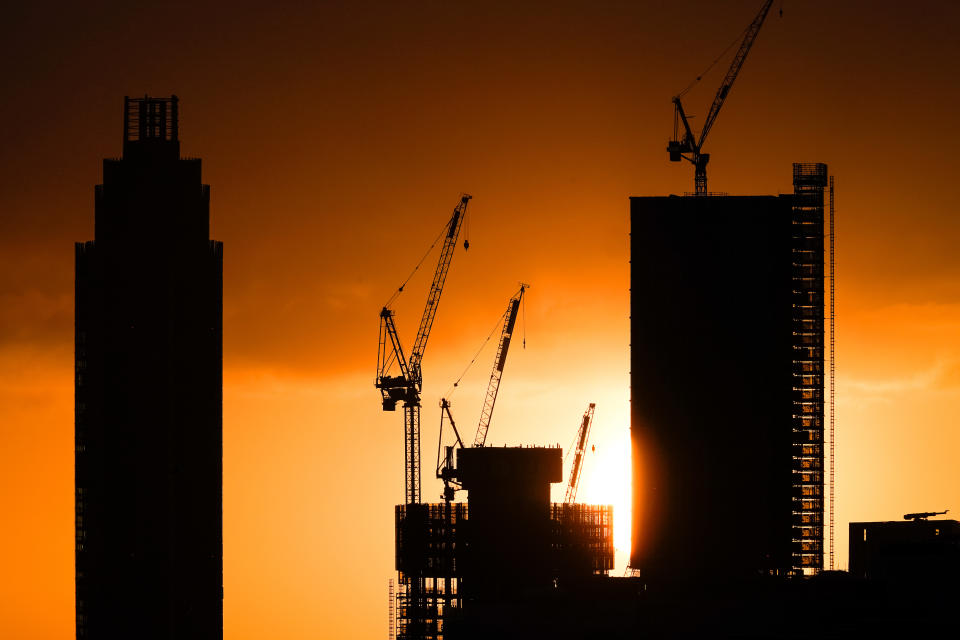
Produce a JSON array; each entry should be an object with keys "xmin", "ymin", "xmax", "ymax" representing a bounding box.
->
[
  {"xmin": 473, "ymin": 284, "xmax": 526, "ymax": 447},
  {"xmin": 435, "ymin": 284, "xmax": 527, "ymax": 500},
  {"xmin": 376, "ymin": 195, "xmax": 471, "ymax": 505},
  {"xmin": 564, "ymin": 403, "xmax": 596, "ymax": 504},
  {"xmin": 904, "ymin": 510, "xmax": 949, "ymax": 521},
  {"xmin": 667, "ymin": 0, "xmax": 776, "ymax": 195}
]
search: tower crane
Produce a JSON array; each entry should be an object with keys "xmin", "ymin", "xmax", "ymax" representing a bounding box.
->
[
  {"xmin": 667, "ymin": 0, "xmax": 776, "ymax": 195},
  {"xmin": 376, "ymin": 195, "xmax": 471, "ymax": 505},
  {"xmin": 564, "ymin": 403, "xmax": 596, "ymax": 504},
  {"xmin": 435, "ymin": 284, "xmax": 527, "ymax": 501}
]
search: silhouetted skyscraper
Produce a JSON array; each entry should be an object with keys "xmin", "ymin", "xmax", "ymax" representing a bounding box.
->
[
  {"xmin": 630, "ymin": 164, "xmax": 828, "ymax": 580},
  {"xmin": 75, "ymin": 96, "xmax": 223, "ymax": 639}
]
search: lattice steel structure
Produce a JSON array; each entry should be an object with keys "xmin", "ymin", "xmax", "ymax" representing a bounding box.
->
[
  {"xmin": 394, "ymin": 501, "xmax": 613, "ymax": 640},
  {"xmin": 552, "ymin": 503, "xmax": 615, "ymax": 576},
  {"xmin": 829, "ymin": 175, "xmax": 836, "ymax": 571},
  {"xmin": 395, "ymin": 502, "xmax": 467, "ymax": 639},
  {"xmin": 790, "ymin": 163, "xmax": 828, "ymax": 573}
]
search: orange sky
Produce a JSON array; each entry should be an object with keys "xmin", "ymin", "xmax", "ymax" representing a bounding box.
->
[{"xmin": 2, "ymin": 1, "xmax": 959, "ymax": 637}]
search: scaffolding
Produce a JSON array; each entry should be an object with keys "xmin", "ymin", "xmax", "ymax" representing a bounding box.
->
[
  {"xmin": 790, "ymin": 163, "xmax": 827, "ymax": 574},
  {"xmin": 552, "ymin": 503, "xmax": 615, "ymax": 576},
  {"xmin": 389, "ymin": 579, "xmax": 396, "ymax": 640},
  {"xmin": 828, "ymin": 175, "xmax": 836, "ymax": 571},
  {"xmin": 395, "ymin": 502, "xmax": 466, "ymax": 639},
  {"xmin": 394, "ymin": 502, "xmax": 613, "ymax": 639}
]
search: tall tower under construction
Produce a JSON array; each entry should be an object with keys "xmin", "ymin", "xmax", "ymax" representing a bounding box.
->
[
  {"xmin": 74, "ymin": 96, "xmax": 223, "ymax": 638},
  {"xmin": 630, "ymin": 163, "xmax": 828, "ymax": 579}
]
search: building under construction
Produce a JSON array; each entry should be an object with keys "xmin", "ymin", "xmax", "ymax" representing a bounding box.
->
[
  {"xmin": 393, "ymin": 446, "xmax": 614, "ymax": 639},
  {"xmin": 630, "ymin": 163, "xmax": 833, "ymax": 580},
  {"xmin": 373, "ymin": 197, "xmax": 613, "ymax": 639}
]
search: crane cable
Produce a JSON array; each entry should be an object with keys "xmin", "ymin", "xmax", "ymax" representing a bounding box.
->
[
  {"xmin": 521, "ymin": 287, "xmax": 527, "ymax": 349},
  {"xmin": 442, "ymin": 284, "xmax": 526, "ymax": 399},
  {"xmin": 383, "ymin": 216, "xmax": 452, "ymax": 309},
  {"xmin": 675, "ymin": 21, "xmax": 750, "ymax": 100},
  {"xmin": 563, "ymin": 429, "xmax": 579, "ymax": 467},
  {"xmin": 442, "ymin": 309, "xmax": 509, "ymax": 400},
  {"xmin": 676, "ymin": 0, "xmax": 785, "ymax": 100}
]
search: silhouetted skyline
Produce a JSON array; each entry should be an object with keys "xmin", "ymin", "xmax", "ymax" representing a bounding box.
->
[{"xmin": 2, "ymin": 2, "xmax": 959, "ymax": 638}]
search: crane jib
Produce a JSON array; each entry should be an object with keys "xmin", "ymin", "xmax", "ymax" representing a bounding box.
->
[
  {"xmin": 667, "ymin": 0, "xmax": 775, "ymax": 195},
  {"xmin": 505, "ymin": 299, "xmax": 520, "ymax": 334},
  {"xmin": 447, "ymin": 210, "xmax": 461, "ymax": 239},
  {"xmin": 577, "ymin": 415, "xmax": 590, "ymax": 449},
  {"xmin": 472, "ymin": 284, "xmax": 527, "ymax": 448},
  {"xmin": 496, "ymin": 337, "xmax": 510, "ymax": 372}
]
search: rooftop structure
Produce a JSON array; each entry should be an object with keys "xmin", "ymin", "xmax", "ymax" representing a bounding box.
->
[{"xmin": 850, "ymin": 516, "xmax": 960, "ymax": 582}]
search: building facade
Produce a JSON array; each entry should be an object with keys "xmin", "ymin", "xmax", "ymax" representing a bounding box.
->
[
  {"xmin": 629, "ymin": 164, "xmax": 827, "ymax": 580},
  {"xmin": 75, "ymin": 96, "xmax": 223, "ymax": 638},
  {"xmin": 850, "ymin": 517, "xmax": 960, "ymax": 581}
]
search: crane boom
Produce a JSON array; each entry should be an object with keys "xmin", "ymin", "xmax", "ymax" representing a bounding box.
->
[
  {"xmin": 668, "ymin": 0, "xmax": 775, "ymax": 194},
  {"xmin": 375, "ymin": 195, "xmax": 471, "ymax": 505},
  {"xmin": 697, "ymin": 0, "xmax": 774, "ymax": 149},
  {"xmin": 564, "ymin": 403, "xmax": 596, "ymax": 504},
  {"xmin": 408, "ymin": 195, "xmax": 471, "ymax": 389},
  {"xmin": 473, "ymin": 285, "xmax": 526, "ymax": 448}
]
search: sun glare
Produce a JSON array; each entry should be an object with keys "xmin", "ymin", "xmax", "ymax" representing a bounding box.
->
[{"xmin": 556, "ymin": 403, "xmax": 632, "ymax": 573}]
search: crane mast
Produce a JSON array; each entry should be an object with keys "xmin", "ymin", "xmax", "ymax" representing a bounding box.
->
[
  {"xmin": 473, "ymin": 284, "xmax": 526, "ymax": 448},
  {"xmin": 564, "ymin": 403, "xmax": 596, "ymax": 504},
  {"xmin": 667, "ymin": 0, "xmax": 775, "ymax": 194},
  {"xmin": 376, "ymin": 195, "xmax": 471, "ymax": 505}
]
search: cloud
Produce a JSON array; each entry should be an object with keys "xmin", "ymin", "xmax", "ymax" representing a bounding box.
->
[{"xmin": 845, "ymin": 357, "xmax": 960, "ymax": 401}]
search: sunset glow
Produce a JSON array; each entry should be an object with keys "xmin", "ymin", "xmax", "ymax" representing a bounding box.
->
[{"xmin": 2, "ymin": 1, "xmax": 960, "ymax": 638}]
